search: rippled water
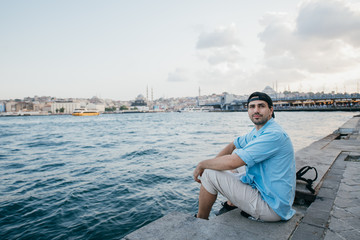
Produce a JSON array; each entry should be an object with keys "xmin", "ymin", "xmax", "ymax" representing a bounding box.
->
[{"xmin": 0, "ymin": 111, "xmax": 357, "ymax": 239}]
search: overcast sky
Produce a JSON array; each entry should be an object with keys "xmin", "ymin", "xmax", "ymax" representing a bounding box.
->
[{"xmin": 1, "ymin": 0, "xmax": 360, "ymax": 100}]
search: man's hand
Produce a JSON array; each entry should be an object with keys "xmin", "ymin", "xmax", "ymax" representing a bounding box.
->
[
  {"xmin": 193, "ymin": 163, "xmax": 204, "ymax": 183},
  {"xmin": 193, "ymin": 154, "xmax": 245, "ymax": 183}
]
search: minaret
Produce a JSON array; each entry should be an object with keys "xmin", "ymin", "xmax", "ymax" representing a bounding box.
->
[
  {"xmin": 151, "ymin": 87, "xmax": 153, "ymax": 109},
  {"xmin": 197, "ymin": 86, "xmax": 201, "ymax": 106}
]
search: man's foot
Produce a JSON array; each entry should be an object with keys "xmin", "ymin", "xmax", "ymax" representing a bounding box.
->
[
  {"xmin": 240, "ymin": 210, "xmax": 251, "ymax": 218},
  {"xmin": 240, "ymin": 211, "xmax": 262, "ymax": 221},
  {"xmin": 224, "ymin": 201, "xmax": 237, "ymax": 209},
  {"xmin": 215, "ymin": 201, "xmax": 238, "ymax": 216}
]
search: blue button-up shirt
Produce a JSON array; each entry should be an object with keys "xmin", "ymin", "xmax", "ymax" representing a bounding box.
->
[{"xmin": 234, "ymin": 118, "xmax": 296, "ymax": 220}]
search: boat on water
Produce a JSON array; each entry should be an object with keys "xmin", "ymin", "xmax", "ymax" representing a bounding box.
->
[
  {"xmin": 72, "ymin": 108, "xmax": 100, "ymax": 116},
  {"xmin": 178, "ymin": 107, "xmax": 211, "ymax": 112}
]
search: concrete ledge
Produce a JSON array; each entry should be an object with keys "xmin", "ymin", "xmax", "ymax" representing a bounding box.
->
[
  {"xmin": 291, "ymin": 149, "xmax": 358, "ymax": 240},
  {"xmin": 124, "ymin": 209, "xmax": 304, "ymax": 240},
  {"xmin": 211, "ymin": 208, "xmax": 303, "ymax": 239},
  {"xmin": 294, "ymin": 116, "xmax": 360, "ymax": 203},
  {"xmin": 338, "ymin": 117, "xmax": 359, "ymax": 135}
]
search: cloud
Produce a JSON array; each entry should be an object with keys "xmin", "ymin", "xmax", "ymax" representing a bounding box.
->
[
  {"xmin": 198, "ymin": 45, "xmax": 244, "ymax": 65},
  {"xmin": 167, "ymin": 68, "xmax": 189, "ymax": 82},
  {"xmin": 258, "ymin": 0, "xmax": 360, "ymax": 77},
  {"xmin": 191, "ymin": 0, "xmax": 360, "ymax": 95},
  {"xmin": 195, "ymin": 24, "xmax": 245, "ymax": 66},
  {"xmin": 196, "ymin": 24, "xmax": 242, "ymax": 49},
  {"xmin": 196, "ymin": 66, "xmax": 248, "ymax": 94},
  {"xmin": 167, "ymin": 24, "xmax": 245, "ymax": 91},
  {"xmin": 250, "ymin": 67, "xmax": 308, "ymax": 86},
  {"xmin": 296, "ymin": 0, "xmax": 360, "ymax": 46},
  {"xmin": 193, "ymin": 24, "xmax": 249, "ymax": 92}
]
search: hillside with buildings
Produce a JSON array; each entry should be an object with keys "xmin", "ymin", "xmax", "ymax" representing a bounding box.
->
[{"xmin": 1, "ymin": 86, "xmax": 359, "ymax": 116}]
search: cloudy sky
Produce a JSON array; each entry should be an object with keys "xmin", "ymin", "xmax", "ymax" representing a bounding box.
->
[{"xmin": 1, "ymin": 0, "xmax": 360, "ymax": 100}]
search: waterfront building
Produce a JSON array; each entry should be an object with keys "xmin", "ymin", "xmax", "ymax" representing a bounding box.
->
[
  {"xmin": 0, "ymin": 102, "xmax": 5, "ymax": 112},
  {"xmin": 152, "ymin": 105, "xmax": 166, "ymax": 112},
  {"xmin": 130, "ymin": 94, "xmax": 149, "ymax": 111},
  {"xmin": 51, "ymin": 101, "xmax": 81, "ymax": 114},
  {"xmin": 86, "ymin": 103, "xmax": 105, "ymax": 112},
  {"xmin": 32, "ymin": 101, "xmax": 44, "ymax": 112},
  {"xmin": 5, "ymin": 101, "xmax": 17, "ymax": 112},
  {"xmin": 5, "ymin": 101, "xmax": 33, "ymax": 112},
  {"xmin": 42, "ymin": 104, "xmax": 52, "ymax": 113},
  {"xmin": 131, "ymin": 94, "xmax": 147, "ymax": 107},
  {"xmin": 220, "ymin": 94, "xmax": 235, "ymax": 110},
  {"xmin": 213, "ymin": 93, "xmax": 360, "ymax": 111}
]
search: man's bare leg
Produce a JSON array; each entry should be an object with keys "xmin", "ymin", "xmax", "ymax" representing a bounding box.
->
[{"xmin": 197, "ymin": 185, "xmax": 217, "ymax": 219}]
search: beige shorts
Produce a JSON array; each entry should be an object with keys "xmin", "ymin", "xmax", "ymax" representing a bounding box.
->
[{"xmin": 201, "ymin": 169, "xmax": 281, "ymax": 222}]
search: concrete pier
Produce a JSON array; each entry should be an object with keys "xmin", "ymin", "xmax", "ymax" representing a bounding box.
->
[{"xmin": 124, "ymin": 115, "xmax": 360, "ymax": 240}]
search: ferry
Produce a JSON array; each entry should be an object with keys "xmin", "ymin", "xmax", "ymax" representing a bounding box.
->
[
  {"xmin": 178, "ymin": 107, "xmax": 211, "ymax": 112},
  {"xmin": 72, "ymin": 108, "xmax": 100, "ymax": 116}
]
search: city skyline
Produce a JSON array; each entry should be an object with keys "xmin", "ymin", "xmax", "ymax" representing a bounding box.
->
[
  {"xmin": 1, "ymin": 0, "xmax": 360, "ymax": 101},
  {"xmin": 1, "ymin": 86, "xmax": 358, "ymax": 103}
]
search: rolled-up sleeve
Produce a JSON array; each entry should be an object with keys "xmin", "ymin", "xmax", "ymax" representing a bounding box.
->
[
  {"xmin": 234, "ymin": 131, "xmax": 283, "ymax": 167},
  {"xmin": 234, "ymin": 129, "xmax": 254, "ymax": 149},
  {"xmin": 233, "ymin": 136, "xmax": 244, "ymax": 149},
  {"xmin": 234, "ymin": 148, "xmax": 254, "ymax": 167}
]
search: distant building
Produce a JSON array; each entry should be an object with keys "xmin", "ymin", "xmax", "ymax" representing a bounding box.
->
[
  {"xmin": 51, "ymin": 101, "xmax": 80, "ymax": 114},
  {"xmin": 5, "ymin": 101, "xmax": 33, "ymax": 112},
  {"xmin": 43, "ymin": 104, "xmax": 52, "ymax": 113},
  {"xmin": 5, "ymin": 101, "xmax": 17, "ymax": 112},
  {"xmin": 131, "ymin": 94, "xmax": 149, "ymax": 111},
  {"xmin": 32, "ymin": 101, "xmax": 43, "ymax": 112},
  {"xmin": 262, "ymin": 86, "xmax": 277, "ymax": 99},
  {"xmin": 221, "ymin": 94, "xmax": 234, "ymax": 105},
  {"xmin": 0, "ymin": 102, "xmax": 5, "ymax": 112},
  {"xmin": 89, "ymin": 96, "xmax": 104, "ymax": 104},
  {"xmin": 220, "ymin": 94, "xmax": 235, "ymax": 110},
  {"xmin": 86, "ymin": 103, "xmax": 105, "ymax": 112},
  {"xmin": 131, "ymin": 94, "xmax": 147, "ymax": 107}
]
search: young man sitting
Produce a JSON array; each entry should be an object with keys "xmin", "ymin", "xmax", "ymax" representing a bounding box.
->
[{"xmin": 193, "ymin": 92, "xmax": 296, "ymax": 221}]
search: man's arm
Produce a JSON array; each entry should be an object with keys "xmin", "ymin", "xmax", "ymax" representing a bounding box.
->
[
  {"xmin": 193, "ymin": 153, "xmax": 245, "ymax": 183},
  {"xmin": 217, "ymin": 142, "xmax": 240, "ymax": 173},
  {"xmin": 216, "ymin": 142, "xmax": 236, "ymax": 157}
]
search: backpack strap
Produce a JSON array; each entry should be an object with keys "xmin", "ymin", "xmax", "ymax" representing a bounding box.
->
[{"xmin": 296, "ymin": 166, "xmax": 318, "ymax": 194}]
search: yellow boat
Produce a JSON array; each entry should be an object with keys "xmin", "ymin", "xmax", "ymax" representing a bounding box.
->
[{"xmin": 72, "ymin": 108, "xmax": 100, "ymax": 116}]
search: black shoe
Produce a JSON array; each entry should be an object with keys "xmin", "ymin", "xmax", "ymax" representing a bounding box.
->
[
  {"xmin": 240, "ymin": 211, "xmax": 261, "ymax": 221},
  {"xmin": 222, "ymin": 201, "xmax": 238, "ymax": 210},
  {"xmin": 240, "ymin": 210, "xmax": 251, "ymax": 218},
  {"xmin": 215, "ymin": 201, "xmax": 238, "ymax": 216}
]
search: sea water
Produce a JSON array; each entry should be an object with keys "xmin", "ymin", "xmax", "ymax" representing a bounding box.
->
[{"xmin": 0, "ymin": 111, "xmax": 357, "ymax": 239}]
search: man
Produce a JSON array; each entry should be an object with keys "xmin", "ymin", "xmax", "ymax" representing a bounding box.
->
[{"xmin": 193, "ymin": 92, "xmax": 296, "ymax": 221}]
